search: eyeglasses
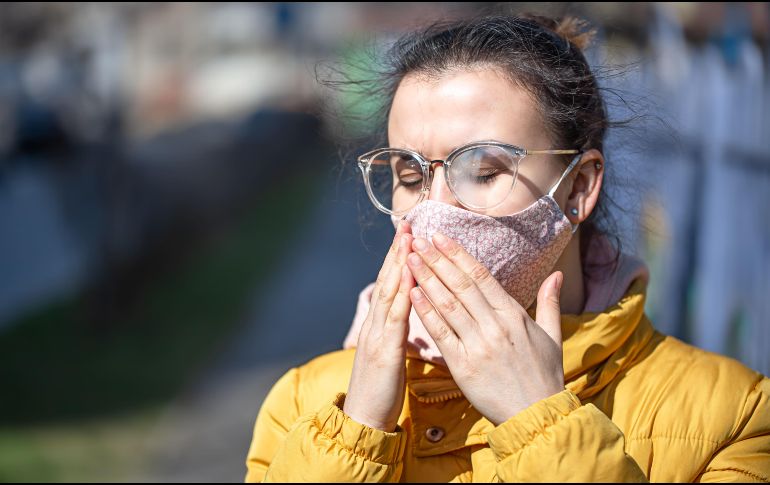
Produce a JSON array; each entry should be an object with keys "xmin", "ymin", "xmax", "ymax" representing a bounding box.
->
[{"xmin": 357, "ymin": 139, "xmax": 582, "ymax": 216}]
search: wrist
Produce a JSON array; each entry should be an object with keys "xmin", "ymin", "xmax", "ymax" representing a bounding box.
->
[
  {"xmin": 342, "ymin": 398, "xmax": 397, "ymax": 432},
  {"xmin": 489, "ymin": 386, "xmax": 567, "ymax": 426}
]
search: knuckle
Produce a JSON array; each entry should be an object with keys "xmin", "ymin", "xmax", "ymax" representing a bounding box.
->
[
  {"xmin": 453, "ymin": 274, "xmax": 475, "ymax": 294},
  {"xmin": 413, "ymin": 266, "xmax": 433, "ymax": 283},
  {"xmin": 425, "ymin": 250, "xmax": 442, "ymax": 266},
  {"xmin": 487, "ymin": 324, "xmax": 507, "ymax": 342},
  {"xmin": 375, "ymin": 269, "xmax": 388, "ymax": 288},
  {"xmin": 480, "ymin": 320, "xmax": 507, "ymax": 343},
  {"xmin": 433, "ymin": 323, "xmax": 453, "ymax": 342},
  {"xmin": 389, "ymin": 236, "xmax": 400, "ymax": 253},
  {"xmin": 446, "ymin": 241, "xmax": 463, "ymax": 259},
  {"xmin": 438, "ymin": 297, "xmax": 459, "ymax": 315},
  {"xmin": 481, "ymin": 337, "xmax": 501, "ymax": 355},
  {"xmin": 421, "ymin": 302, "xmax": 436, "ymax": 317},
  {"xmin": 470, "ymin": 263, "xmax": 493, "ymax": 284},
  {"xmin": 377, "ymin": 285, "xmax": 395, "ymax": 304}
]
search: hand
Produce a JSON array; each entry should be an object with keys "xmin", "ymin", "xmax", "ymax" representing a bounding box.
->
[
  {"xmin": 343, "ymin": 221, "xmax": 415, "ymax": 432},
  {"xmin": 405, "ymin": 232, "xmax": 565, "ymax": 426}
]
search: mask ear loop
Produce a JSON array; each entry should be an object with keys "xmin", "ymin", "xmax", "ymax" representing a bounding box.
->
[{"xmin": 546, "ymin": 152, "xmax": 583, "ymax": 234}]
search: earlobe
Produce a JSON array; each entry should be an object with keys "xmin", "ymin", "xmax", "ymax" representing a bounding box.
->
[
  {"xmin": 567, "ymin": 198, "xmax": 583, "ymax": 224},
  {"xmin": 568, "ymin": 206, "xmax": 581, "ymax": 227}
]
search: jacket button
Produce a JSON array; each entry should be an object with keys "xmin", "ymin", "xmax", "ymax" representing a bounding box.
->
[{"xmin": 425, "ymin": 426, "xmax": 445, "ymax": 443}]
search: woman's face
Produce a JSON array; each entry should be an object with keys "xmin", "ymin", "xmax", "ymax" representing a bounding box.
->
[{"xmin": 387, "ymin": 67, "xmax": 571, "ymax": 217}]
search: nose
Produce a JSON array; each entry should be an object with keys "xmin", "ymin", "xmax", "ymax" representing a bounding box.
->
[{"xmin": 427, "ymin": 161, "xmax": 461, "ymax": 207}]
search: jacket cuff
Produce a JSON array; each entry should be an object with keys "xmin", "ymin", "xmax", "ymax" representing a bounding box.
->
[
  {"xmin": 314, "ymin": 392, "xmax": 407, "ymax": 465},
  {"xmin": 486, "ymin": 389, "xmax": 582, "ymax": 461}
]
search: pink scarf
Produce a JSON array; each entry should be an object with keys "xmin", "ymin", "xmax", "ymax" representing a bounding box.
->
[{"xmin": 342, "ymin": 234, "xmax": 649, "ymax": 365}]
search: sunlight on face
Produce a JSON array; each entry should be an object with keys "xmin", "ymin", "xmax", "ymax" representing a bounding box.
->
[{"xmin": 387, "ymin": 67, "xmax": 569, "ymax": 216}]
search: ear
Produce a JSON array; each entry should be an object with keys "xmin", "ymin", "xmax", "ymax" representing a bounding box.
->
[{"xmin": 565, "ymin": 149, "xmax": 604, "ymax": 224}]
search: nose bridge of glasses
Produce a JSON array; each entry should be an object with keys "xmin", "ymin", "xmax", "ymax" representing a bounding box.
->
[
  {"xmin": 428, "ymin": 159, "xmax": 445, "ymax": 170},
  {"xmin": 424, "ymin": 159, "xmax": 445, "ymax": 187},
  {"xmin": 425, "ymin": 160, "xmax": 458, "ymax": 205}
]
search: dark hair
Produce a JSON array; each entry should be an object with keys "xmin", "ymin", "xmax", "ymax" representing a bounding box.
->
[{"xmin": 317, "ymin": 12, "xmax": 644, "ymax": 278}]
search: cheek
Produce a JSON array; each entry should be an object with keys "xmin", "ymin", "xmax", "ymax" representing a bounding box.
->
[
  {"xmin": 481, "ymin": 173, "xmax": 541, "ymax": 217},
  {"xmin": 392, "ymin": 188, "xmax": 419, "ymax": 209},
  {"xmin": 479, "ymin": 160, "xmax": 566, "ymax": 217}
]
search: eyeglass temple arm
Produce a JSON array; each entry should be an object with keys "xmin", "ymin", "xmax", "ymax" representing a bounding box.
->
[
  {"xmin": 526, "ymin": 149, "xmax": 581, "ymax": 155},
  {"xmin": 547, "ymin": 152, "xmax": 584, "ymax": 198}
]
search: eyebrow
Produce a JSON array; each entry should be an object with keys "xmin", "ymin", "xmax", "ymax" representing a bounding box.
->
[{"xmin": 397, "ymin": 139, "xmax": 511, "ymax": 159}]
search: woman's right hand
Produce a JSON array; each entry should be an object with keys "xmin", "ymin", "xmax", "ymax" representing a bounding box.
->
[{"xmin": 343, "ymin": 221, "xmax": 415, "ymax": 432}]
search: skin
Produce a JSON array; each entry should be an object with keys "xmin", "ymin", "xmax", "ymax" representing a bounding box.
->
[{"xmin": 344, "ymin": 67, "xmax": 605, "ymax": 431}]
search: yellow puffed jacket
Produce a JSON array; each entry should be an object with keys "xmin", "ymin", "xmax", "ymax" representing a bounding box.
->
[{"xmin": 244, "ymin": 277, "xmax": 770, "ymax": 482}]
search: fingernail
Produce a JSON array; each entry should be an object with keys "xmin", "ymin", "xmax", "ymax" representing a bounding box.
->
[
  {"xmin": 432, "ymin": 232, "xmax": 448, "ymax": 247},
  {"xmin": 413, "ymin": 238, "xmax": 428, "ymax": 252},
  {"xmin": 411, "ymin": 287, "xmax": 423, "ymax": 301},
  {"xmin": 408, "ymin": 253, "xmax": 423, "ymax": 267}
]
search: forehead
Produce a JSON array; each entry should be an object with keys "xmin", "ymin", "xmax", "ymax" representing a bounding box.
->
[{"xmin": 387, "ymin": 67, "xmax": 552, "ymax": 157}]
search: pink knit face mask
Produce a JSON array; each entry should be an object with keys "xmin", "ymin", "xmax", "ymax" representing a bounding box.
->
[{"xmin": 392, "ymin": 153, "xmax": 581, "ymax": 311}]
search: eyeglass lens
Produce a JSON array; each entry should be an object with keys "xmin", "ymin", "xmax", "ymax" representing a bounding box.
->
[{"xmin": 364, "ymin": 145, "xmax": 519, "ymax": 214}]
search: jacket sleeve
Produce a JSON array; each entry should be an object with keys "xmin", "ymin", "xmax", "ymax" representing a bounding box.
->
[
  {"xmin": 244, "ymin": 367, "xmax": 301, "ymax": 482},
  {"xmin": 484, "ymin": 389, "xmax": 649, "ymax": 482},
  {"xmin": 244, "ymin": 367, "xmax": 407, "ymax": 483},
  {"xmin": 694, "ymin": 376, "xmax": 770, "ymax": 483}
]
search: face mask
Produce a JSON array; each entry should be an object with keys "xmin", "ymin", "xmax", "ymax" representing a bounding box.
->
[{"xmin": 391, "ymin": 153, "xmax": 581, "ymax": 311}]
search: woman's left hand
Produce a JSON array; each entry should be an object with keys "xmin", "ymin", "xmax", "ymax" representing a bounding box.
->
[{"xmin": 406, "ymin": 232, "xmax": 566, "ymax": 426}]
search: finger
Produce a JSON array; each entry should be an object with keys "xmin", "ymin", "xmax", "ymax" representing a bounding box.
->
[
  {"xmin": 384, "ymin": 221, "xmax": 407, "ymax": 268},
  {"xmin": 359, "ymin": 227, "xmax": 411, "ymax": 345},
  {"xmin": 409, "ymin": 286, "xmax": 462, "ymax": 357},
  {"xmin": 431, "ymin": 232, "xmax": 512, "ymax": 311},
  {"xmin": 363, "ymin": 222, "xmax": 411, "ymax": 327},
  {"xmin": 406, "ymin": 248, "xmax": 478, "ymax": 343},
  {"xmin": 383, "ymin": 265, "xmax": 415, "ymax": 343},
  {"xmin": 411, "ymin": 236, "xmax": 495, "ymax": 325},
  {"xmin": 535, "ymin": 271, "xmax": 563, "ymax": 349},
  {"xmin": 370, "ymin": 232, "xmax": 413, "ymax": 334},
  {"xmin": 376, "ymin": 222, "xmax": 414, "ymax": 292}
]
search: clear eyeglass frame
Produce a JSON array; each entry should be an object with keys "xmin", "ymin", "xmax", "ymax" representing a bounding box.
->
[{"xmin": 356, "ymin": 139, "xmax": 582, "ymax": 217}]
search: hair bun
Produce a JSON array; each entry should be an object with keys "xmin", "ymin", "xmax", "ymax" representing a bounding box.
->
[{"xmin": 519, "ymin": 13, "xmax": 598, "ymax": 52}]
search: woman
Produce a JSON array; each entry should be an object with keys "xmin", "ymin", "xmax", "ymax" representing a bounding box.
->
[{"xmin": 245, "ymin": 13, "xmax": 770, "ymax": 482}]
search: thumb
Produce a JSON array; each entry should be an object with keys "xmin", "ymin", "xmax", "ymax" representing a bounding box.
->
[{"xmin": 535, "ymin": 271, "xmax": 563, "ymax": 349}]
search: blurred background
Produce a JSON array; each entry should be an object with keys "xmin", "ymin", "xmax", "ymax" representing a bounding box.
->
[{"xmin": 0, "ymin": 2, "xmax": 768, "ymax": 482}]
